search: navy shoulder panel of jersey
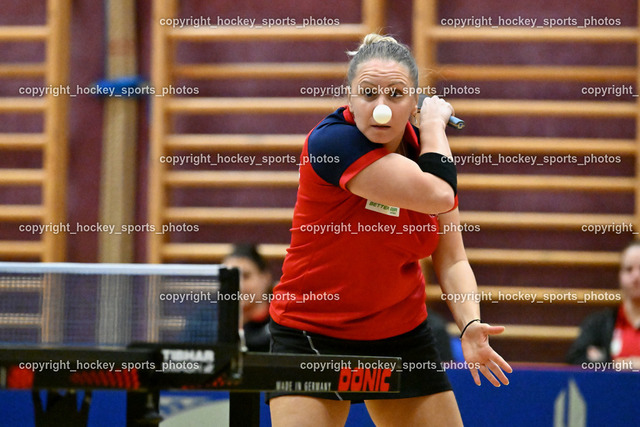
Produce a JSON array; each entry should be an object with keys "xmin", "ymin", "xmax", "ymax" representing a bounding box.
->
[
  {"xmin": 409, "ymin": 124, "xmax": 421, "ymax": 160},
  {"xmin": 412, "ymin": 124, "xmax": 420, "ymax": 140},
  {"xmin": 307, "ymin": 107, "xmax": 383, "ymax": 186}
]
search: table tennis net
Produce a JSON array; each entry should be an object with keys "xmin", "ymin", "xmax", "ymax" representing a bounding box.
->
[{"xmin": 0, "ymin": 263, "xmax": 239, "ymax": 347}]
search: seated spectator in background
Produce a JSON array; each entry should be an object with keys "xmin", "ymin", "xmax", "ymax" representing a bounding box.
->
[
  {"xmin": 182, "ymin": 244, "xmax": 273, "ymax": 351},
  {"xmin": 566, "ymin": 241, "xmax": 640, "ymax": 369},
  {"xmin": 224, "ymin": 244, "xmax": 273, "ymax": 351}
]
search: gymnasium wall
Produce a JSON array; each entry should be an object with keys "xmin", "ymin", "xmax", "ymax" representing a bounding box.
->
[{"xmin": 0, "ymin": 0, "xmax": 637, "ymax": 362}]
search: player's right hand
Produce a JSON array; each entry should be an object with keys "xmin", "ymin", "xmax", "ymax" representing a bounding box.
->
[{"xmin": 419, "ymin": 95, "xmax": 454, "ymax": 130}]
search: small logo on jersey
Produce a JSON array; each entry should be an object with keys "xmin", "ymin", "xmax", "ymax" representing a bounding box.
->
[{"xmin": 365, "ymin": 200, "xmax": 400, "ymax": 217}]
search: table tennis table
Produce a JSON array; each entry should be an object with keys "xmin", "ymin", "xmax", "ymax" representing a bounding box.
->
[{"xmin": 0, "ymin": 262, "xmax": 401, "ymax": 426}]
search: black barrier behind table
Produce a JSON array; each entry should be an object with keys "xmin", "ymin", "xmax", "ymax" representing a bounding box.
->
[{"xmin": 2, "ymin": 365, "xmax": 639, "ymax": 426}]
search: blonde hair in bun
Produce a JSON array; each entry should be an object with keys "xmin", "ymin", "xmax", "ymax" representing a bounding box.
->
[
  {"xmin": 346, "ymin": 33, "xmax": 418, "ymax": 88},
  {"xmin": 347, "ymin": 33, "xmax": 400, "ymax": 56}
]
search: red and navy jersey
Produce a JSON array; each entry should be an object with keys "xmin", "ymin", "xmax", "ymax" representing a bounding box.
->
[{"xmin": 269, "ymin": 106, "xmax": 441, "ymax": 340}]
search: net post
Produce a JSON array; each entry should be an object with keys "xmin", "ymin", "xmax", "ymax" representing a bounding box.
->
[{"xmin": 218, "ymin": 267, "xmax": 240, "ymax": 345}]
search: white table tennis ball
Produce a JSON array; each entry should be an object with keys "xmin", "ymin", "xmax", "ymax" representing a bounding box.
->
[{"xmin": 372, "ymin": 104, "xmax": 392, "ymax": 124}]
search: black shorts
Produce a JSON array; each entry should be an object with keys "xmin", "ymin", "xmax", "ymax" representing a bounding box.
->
[{"xmin": 265, "ymin": 318, "xmax": 453, "ymax": 403}]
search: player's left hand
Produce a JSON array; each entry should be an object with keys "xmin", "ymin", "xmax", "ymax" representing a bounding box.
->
[{"xmin": 460, "ymin": 321, "xmax": 513, "ymax": 387}]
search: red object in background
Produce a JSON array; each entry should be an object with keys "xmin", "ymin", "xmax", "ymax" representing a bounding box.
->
[
  {"xmin": 6, "ymin": 366, "xmax": 35, "ymax": 389},
  {"xmin": 69, "ymin": 369, "xmax": 140, "ymax": 390}
]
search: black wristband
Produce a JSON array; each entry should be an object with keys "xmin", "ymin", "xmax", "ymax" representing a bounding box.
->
[
  {"xmin": 417, "ymin": 153, "xmax": 457, "ymax": 196},
  {"xmin": 460, "ymin": 319, "xmax": 481, "ymax": 339}
]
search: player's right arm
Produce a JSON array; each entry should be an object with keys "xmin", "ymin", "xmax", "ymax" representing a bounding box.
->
[
  {"xmin": 346, "ymin": 154, "xmax": 455, "ymax": 214},
  {"xmin": 347, "ymin": 96, "xmax": 456, "ymax": 214}
]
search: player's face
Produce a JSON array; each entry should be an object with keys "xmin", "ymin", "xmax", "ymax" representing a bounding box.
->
[
  {"xmin": 619, "ymin": 246, "xmax": 640, "ymax": 302},
  {"xmin": 348, "ymin": 59, "xmax": 418, "ymax": 149},
  {"xmin": 224, "ymin": 256, "xmax": 271, "ymax": 311}
]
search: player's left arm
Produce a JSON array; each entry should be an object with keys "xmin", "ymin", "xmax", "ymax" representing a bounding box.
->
[{"xmin": 431, "ymin": 207, "xmax": 513, "ymax": 386}]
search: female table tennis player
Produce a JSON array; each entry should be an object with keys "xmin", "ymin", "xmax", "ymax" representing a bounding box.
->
[{"xmin": 268, "ymin": 33, "xmax": 512, "ymax": 426}]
